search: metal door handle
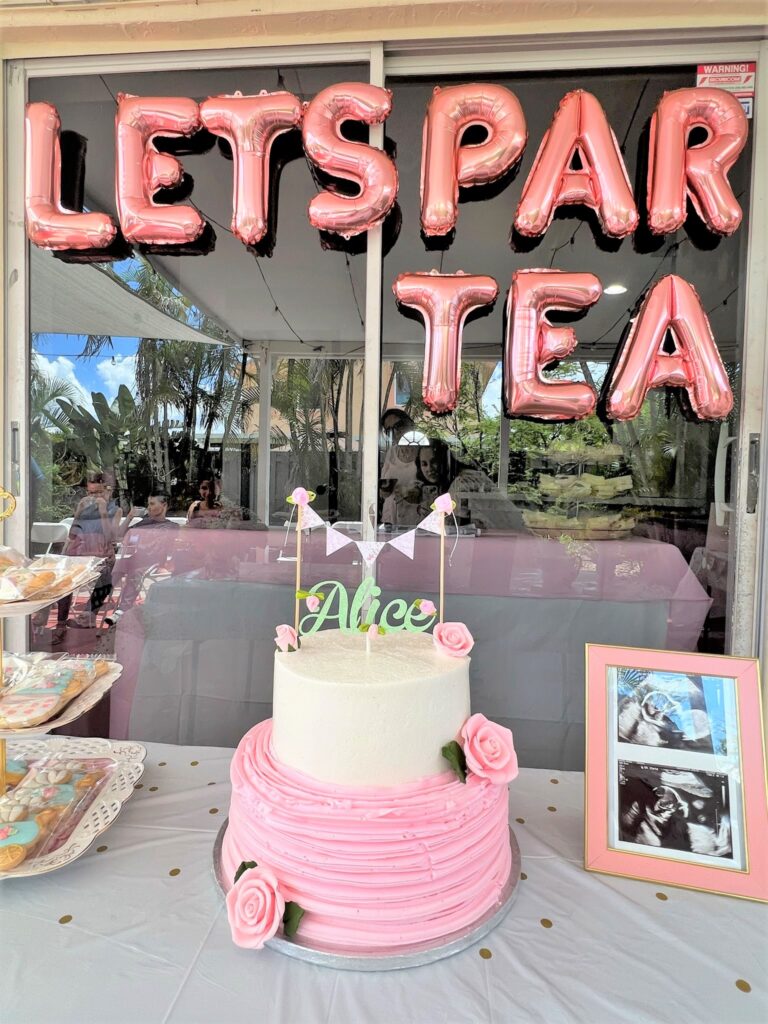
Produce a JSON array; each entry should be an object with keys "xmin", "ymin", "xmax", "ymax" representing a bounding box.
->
[
  {"xmin": 10, "ymin": 421, "xmax": 20, "ymax": 497},
  {"xmin": 746, "ymin": 433, "xmax": 760, "ymax": 514}
]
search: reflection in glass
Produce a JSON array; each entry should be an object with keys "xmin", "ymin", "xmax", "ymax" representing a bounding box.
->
[
  {"xmin": 380, "ymin": 67, "xmax": 751, "ymax": 769},
  {"xmin": 26, "ymin": 63, "xmax": 368, "ymax": 750}
]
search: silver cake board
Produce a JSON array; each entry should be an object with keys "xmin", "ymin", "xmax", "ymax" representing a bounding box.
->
[{"xmin": 212, "ymin": 819, "xmax": 520, "ymax": 971}]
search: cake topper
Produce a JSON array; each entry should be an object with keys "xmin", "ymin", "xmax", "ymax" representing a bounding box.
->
[{"xmin": 285, "ymin": 484, "xmax": 459, "ymax": 626}]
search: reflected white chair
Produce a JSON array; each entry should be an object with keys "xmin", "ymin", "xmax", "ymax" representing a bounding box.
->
[{"xmin": 30, "ymin": 521, "xmax": 70, "ymax": 554}]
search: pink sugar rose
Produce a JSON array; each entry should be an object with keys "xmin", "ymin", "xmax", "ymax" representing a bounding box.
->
[
  {"xmin": 226, "ymin": 866, "xmax": 285, "ymax": 950},
  {"xmin": 305, "ymin": 595, "xmax": 321, "ymax": 612},
  {"xmin": 418, "ymin": 599, "xmax": 436, "ymax": 616},
  {"xmin": 274, "ymin": 624, "xmax": 299, "ymax": 652},
  {"xmin": 460, "ymin": 713, "xmax": 518, "ymax": 785},
  {"xmin": 433, "ymin": 492, "xmax": 455, "ymax": 514},
  {"xmin": 290, "ymin": 487, "xmax": 310, "ymax": 506},
  {"xmin": 433, "ymin": 621, "xmax": 474, "ymax": 658}
]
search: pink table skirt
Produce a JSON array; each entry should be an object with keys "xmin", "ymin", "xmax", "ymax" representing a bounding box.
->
[{"xmin": 116, "ymin": 526, "xmax": 711, "ymax": 633}]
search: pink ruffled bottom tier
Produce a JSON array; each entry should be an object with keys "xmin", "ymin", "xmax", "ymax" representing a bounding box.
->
[{"xmin": 222, "ymin": 720, "xmax": 512, "ymax": 950}]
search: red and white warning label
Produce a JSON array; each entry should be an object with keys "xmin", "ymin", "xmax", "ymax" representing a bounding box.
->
[{"xmin": 696, "ymin": 62, "xmax": 756, "ymax": 118}]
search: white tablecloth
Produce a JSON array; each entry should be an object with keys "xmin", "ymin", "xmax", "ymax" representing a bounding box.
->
[{"xmin": 4, "ymin": 742, "xmax": 767, "ymax": 1024}]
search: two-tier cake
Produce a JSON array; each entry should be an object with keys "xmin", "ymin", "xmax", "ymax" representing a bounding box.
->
[{"xmin": 221, "ymin": 624, "xmax": 517, "ymax": 954}]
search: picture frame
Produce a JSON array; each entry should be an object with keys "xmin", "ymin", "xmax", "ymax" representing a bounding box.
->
[{"xmin": 585, "ymin": 644, "xmax": 768, "ymax": 902}]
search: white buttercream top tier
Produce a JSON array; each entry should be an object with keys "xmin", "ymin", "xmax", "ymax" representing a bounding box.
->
[{"xmin": 271, "ymin": 629, "xmax": 470, "ymax": 786}]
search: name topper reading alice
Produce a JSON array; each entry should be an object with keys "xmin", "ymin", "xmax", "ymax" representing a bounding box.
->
[
  {"xmin": 25, "ymin": 83, "xmax": 747, "ymax": 424},
  {"xmin": 299, "ymin": 578, "xmax": 435, "ymax": 636}
]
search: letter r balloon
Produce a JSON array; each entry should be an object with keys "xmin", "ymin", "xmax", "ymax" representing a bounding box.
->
[
  {"xmin": 420, "ymin": 83, "xmax": 527, "ymax": 236},
  {"xmin": 393, "ymin": 272, "xmax": 499, "ymax": 414},
  {"xmin": 503, "ymin": 270, "xmax": 601, "ymax": 421},
  {"xmin": 647, "ymin": 87, "xmax": 748, "ymax": 236}
]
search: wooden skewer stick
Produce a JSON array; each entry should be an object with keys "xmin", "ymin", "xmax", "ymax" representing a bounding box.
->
[
  {"xmin": 439, "ymin": 512, "xmax": 446, "ymax": 624},
  {"xmin": 294, "ymin": 504, "xmax": 303, "ymax": 634}
]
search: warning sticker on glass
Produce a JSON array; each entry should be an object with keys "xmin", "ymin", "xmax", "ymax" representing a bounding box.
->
[{"xmin": 696, "ymin": 62, "xmax": 756, "ymax": 118}]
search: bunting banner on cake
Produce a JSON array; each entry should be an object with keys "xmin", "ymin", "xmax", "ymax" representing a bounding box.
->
[
  {"xmin": 387, "ymin": 528, "xmax": 417, "ymax": 559},
  {"xmin": 355, "ymin": 540, "xmax": 387, "ymax": 566},
  {"xmin": 418, "ymin": 510, "xmax": 444, "ymax": 536},
  {"xmin": 325, "ymin": 525, "xmax": 355, "ymax": 555},
  {"xmin": 300, "ymin": 505, "xmax": 325, "ymax": 531}
]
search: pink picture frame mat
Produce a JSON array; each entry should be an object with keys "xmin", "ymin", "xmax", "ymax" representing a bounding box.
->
[{"xmin": 585, "ymin": 644, "xmax": 767, "ymax": 902}]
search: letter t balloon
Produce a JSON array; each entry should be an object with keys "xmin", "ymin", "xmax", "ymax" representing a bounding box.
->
[{"xmin": 393, "ymin": 271, "xmax": 499, "ymax": 414}]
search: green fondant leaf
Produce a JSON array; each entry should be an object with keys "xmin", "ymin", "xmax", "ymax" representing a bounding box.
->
[
  {"xmin": 441, "ymin": 741, "xmax": 467, "ymax": 784},
  {"xmin": 234, "ymin": 860, "xmax": 257, "ymax": 884},
  {"xmin": 377, "ymin": 625, "xmax": 386, "ymax": 635},
  {"xmin": 283, "ymin": 900, "xmax": 305, "ymax": 939}
]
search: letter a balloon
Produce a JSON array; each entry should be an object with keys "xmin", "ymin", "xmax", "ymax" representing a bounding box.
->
[
  {"xmin": 514, "ymin": 90, "xmax": 638, "ymax": 239},
  {"xmin": 605, "ymin": 274, "xmax": 733, "ymax": 421}
]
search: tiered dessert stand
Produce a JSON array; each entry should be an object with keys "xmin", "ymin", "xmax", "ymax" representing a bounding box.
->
[{"xmin": 0, "ymin": 487, "xmax": 145, "ymax": 877}]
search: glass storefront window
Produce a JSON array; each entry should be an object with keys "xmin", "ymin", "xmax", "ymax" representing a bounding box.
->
[
  {"xmin": 19, "ymin": 57, "xmax": 758, "ymax": 762},
  {"xmin": 26, "ymin": 62, "xmax": 368, "ymax": 740},
  {"xmin": 379, "ymin": 67, "xmax": 753, "ymax": 767}
]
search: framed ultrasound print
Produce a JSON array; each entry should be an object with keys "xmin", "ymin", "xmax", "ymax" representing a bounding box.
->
[{"xmin": 585, "ymin": 645, "xmax": 767, "ymax": 902}]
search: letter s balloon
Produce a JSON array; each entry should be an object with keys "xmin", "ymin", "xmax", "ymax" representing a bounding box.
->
[{"xmin": 302, "ymin": 82, "xmax": 398, "ymax": 237}]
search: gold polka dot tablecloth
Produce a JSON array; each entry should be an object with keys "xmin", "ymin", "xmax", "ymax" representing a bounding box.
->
[{"xmin": 2, "ymin": 751, "xmax": 765, "ymax": 1023}]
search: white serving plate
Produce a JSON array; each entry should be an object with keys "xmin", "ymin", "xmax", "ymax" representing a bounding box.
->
[
  {"xmin": 1, "ymin": 736, "xmax": 146, "ymax": 879},
  {"xmin": 0, "ymin": 660, "xmax": 123, "ymax": 738}
]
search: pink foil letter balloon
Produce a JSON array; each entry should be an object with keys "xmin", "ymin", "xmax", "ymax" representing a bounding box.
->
[
  {"xmin": 503, "ymin": 269, "xmax": 601, "ymax": 421},
  {"xmin": 25, "ymin": 102, "xmax": 117, "ymax": 250},
  {"xmin": 514, "ymin": 90, "xmax": 638, "ymax": 238},
  {"xmin": 393, "ymin": 271, "xmax": 499, "ymax": 414},
  {"xmin": 420, "ymin": 84, "xmax": 527, "ymax": 236},
  {"xmin": 302, "ymin": 83, "xmax": 398, "ymax": 237},
  {"xmin": 200, "ymin": 91, "xmax": 303, "ymax": 247},
  {"xmin": 647, "ymin": 87, "xmax": 748, "ymax": 236},
  {"xmin": 115, "ymin": 94, "xmax": 205, "ymax": 245},
  {"xmin": 605, "ymin": 274, "xmax": 732, "ymax": 421}
]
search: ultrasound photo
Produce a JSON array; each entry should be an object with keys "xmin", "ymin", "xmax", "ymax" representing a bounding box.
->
[
  {"xmin": 614, "ymin": 668, "xmax": 731, "ymax": 755},
  {"xmin": 617, "ymin": 762, "xmax": 733, "ymax": 860}
]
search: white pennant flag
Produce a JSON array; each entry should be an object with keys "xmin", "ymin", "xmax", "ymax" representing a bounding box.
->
[
  {"xmin": 419, "ymin": 510, "xmax": 443, "ymax": 535},
  {"xmin": 355, "ymin": 540, "xmax": 386, "ymax": 566},
  {"xmin": 300, "ymin": 505, "xmax": 325, "ymax": 531},
  {"xmin": 325, "ymin": 525, "xmax": 354, "ymax": 556},
  {"xmin": 387, "ymin": 529, "xmax": 416, "ymax": 559}
]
